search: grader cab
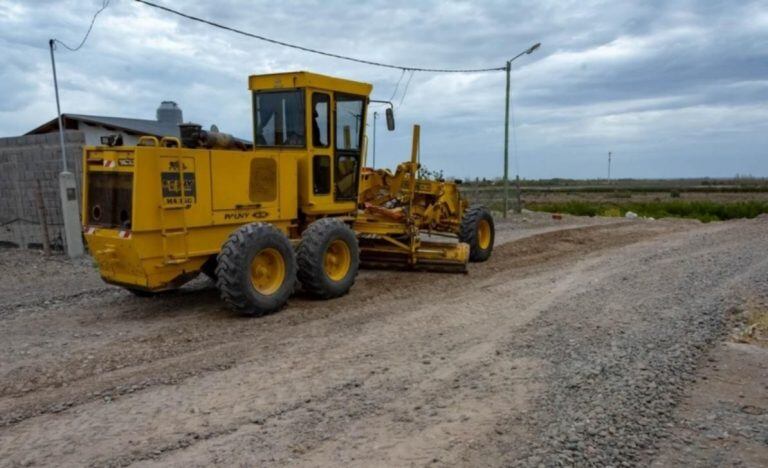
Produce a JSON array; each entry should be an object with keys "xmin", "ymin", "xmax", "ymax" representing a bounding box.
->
[{"xmin": 82, "ymin": 71, "xmax": 494, "ymax": 315}]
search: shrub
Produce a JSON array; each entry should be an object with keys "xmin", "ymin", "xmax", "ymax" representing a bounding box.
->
[
  {"xmin": 602, "ymin": 207, "xmax": 622, "ymax": 217},
  {"xmin": 527, "ymin": 200, "xmax": 768, "ymax": 222}
]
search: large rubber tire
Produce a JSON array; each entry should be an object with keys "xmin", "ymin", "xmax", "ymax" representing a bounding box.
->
[
  {"xmin": 459, "ymin": 205, "xmax": 495, "ymax": 262},
  {"xmin": 297, "ymin": 218, "xmax": 359, "ymax": 299},
  {"xmin": 215, "ymin": 223, "xmax": 297, "ymax": 316}
]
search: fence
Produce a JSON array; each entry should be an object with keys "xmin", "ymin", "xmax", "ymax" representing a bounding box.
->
[{"xmin": 0, "ymin": 131, "xmax": 85, "ymax": 249}]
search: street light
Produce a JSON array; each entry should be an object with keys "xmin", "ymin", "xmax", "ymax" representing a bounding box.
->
[
  {"xmin": 48, "ymin": 39, "xmax": 85, "ymax": 258},
  {"xmin": 503, "ymin": 42, "xmax": 540, "ymax": 217}
]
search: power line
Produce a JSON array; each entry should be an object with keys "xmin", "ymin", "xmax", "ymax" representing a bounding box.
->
[
  {"xmin": 388, "ymin": 69, "xmax": 406, "ymax": 102},
  {"xmin": 398, "ymin": 70, "xmax": 416, "ymax": 107},
  {"xmin": 134, "ymin": 0, "xmax": 506, "ymax": 73},
  {"xmin": 54, "ymin": 0, "xmax": 110, "ymax": 51}
]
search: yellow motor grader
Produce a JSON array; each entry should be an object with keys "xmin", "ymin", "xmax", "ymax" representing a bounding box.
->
[{"xmin": 81, "ymin": 71, "xmax": 494, "ymax": 315}]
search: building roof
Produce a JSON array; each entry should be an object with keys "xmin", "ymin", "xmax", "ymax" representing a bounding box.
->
[
  {"xmin": 248, "ymin": 71, "xmax": 373, "ymax": 96},
  {"xmin": 26, "ymin": 114, "xmax": 181, "ymax": 137}
]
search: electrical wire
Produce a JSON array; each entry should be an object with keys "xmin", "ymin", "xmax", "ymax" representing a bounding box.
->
[
  {"xmin": 54, "ymin": 0, "xmax": 110, "ymax": 51},
  {"xmin": 388, "ymin": 69, "xmax": 406, "ymax": 102},
  {"xmin": 134, "ymin": 0, "xmax": 505, "ymax": 73},
  {"xmin": 0, "ymin": 217, "xmax": 55, "ymax": 227},
  {"xmin": 398, "ymin": 70, "xmax": 415, "ymax": 108}
]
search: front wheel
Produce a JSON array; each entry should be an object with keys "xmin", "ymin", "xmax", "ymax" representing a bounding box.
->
[
  {"xmin": 459, "ymin": 205, "xmax": 495, "ymax": 262},
  {"xmin": 297, "ymin": 218, "xmax": 359, "ymax": 299},
  {"xmin": 215, "ymin": 223, "xmax": 297, "ymax": 316}
]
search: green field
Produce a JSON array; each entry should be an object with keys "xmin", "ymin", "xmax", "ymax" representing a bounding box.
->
[
  {"xmin": 458, "ymin": 178, "xmax": 768, "ymax": 222},
  {"xmin": 526, "ymin": 200, "xmax": 768, "ymax": 222}
]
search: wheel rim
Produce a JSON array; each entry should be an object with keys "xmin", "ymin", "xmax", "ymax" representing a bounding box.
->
[
  {"xmin": 324, "ymin": 239, "xmax": 351, "ymax": 281},
  {"xmin": 477, "ymin": 219, "xmax": 491, "ymax": 250},
  {"xmin": 250, "ymin": 248, "xmax": 286, "ymax": 295}
]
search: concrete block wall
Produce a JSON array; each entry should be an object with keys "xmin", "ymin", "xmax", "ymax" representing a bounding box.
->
[{"xmin": 0, "ymin": 131, "xmax": 85, "ymax": 249}]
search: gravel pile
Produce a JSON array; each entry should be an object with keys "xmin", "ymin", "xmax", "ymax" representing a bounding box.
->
[{"xmin": 503, "ymin": 222, "xmax": 767, "ymax": 467}]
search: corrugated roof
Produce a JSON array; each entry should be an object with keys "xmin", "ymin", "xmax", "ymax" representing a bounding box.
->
[
  {"xmin": 25, "ymin": 114, "xmax": 252, "ymax": 145},
  {"xmin": 26, "ymin": 114, "xmax": 181, "ymax": 137}
]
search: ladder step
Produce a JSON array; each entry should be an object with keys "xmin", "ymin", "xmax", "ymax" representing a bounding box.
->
[
  {"xmin": 161, "ymin": 230, "xmax": 187, "ymax": 237},
  {"xmin": 164, "ymin": 258, "xmax": 188, "ymax": 265},
  {"xmin": 159, "ymin": 168, "xmax": 188, "ymax": 262}
]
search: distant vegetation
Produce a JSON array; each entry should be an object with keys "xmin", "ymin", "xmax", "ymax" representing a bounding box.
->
[
  {"xmin": 461, "ymin": 176, "xmax": 768, "ymax": 191},
  {"xmin": 526, "ymin": 200, "xmax": 768, "ymax": 222},
  {"xmin": 457, "ymin": 177, "xmax": 768, "ymax": 222}
]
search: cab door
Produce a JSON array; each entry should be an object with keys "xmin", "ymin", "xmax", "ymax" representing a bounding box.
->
[
  {"xmin": 333, "ymin": 94, "xmax": 365, "ymax": 204},
  {"xmin": 306, "ymin": 91, "xmax": 334, "ymax": 212}
]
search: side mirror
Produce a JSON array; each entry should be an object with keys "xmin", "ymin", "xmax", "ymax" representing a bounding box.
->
[{"xmin": 385, "ymin": 107, "xmax": 395, "ymax": 131}]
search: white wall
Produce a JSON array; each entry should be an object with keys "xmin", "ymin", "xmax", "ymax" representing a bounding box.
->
[{"xmin": 77, "ymin": 122, "xmax": 141, "ymax": 146}]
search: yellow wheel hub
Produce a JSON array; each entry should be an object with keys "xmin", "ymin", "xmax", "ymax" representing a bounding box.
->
[
  {"xmin": 324, "ymin": 239, "xmax": 351, "ymax": 281},
  {"xmin": 477, "ymin": 219, "xmax": 491, "ymax": 250},
  {"xmin": 250, "ymin": 248, "xmax": 286, "ymax": 295}
]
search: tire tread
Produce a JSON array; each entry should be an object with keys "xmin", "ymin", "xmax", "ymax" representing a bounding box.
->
[{"xmin": 297, "ymin": 218, "xmax": 359, "ymax": 299}]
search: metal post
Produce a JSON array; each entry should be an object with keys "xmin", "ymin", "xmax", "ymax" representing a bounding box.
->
[
  {"xmin": 502, "ymin": 43, "xmax": 540, "ymax": 218},
  {"xmin": 48, "ymin": 39, "xmax": 84, "ymax": 258},
  {"xmin": 503, "ymin": 61, "xmax": 511, "ymax": 218},
  {"xmin": 35, "ymin": 179, "xmax": 52, "ymax": 256},
  {"xmin": 49, "ymin": 40, "xmax": 68, "ymax": 173},
  {"xmin": 608, "ymin": 151, "xmax": 612, "ymax": 181},
  {"xmin": 373, "ymin": 111, "xmax": 378, "ymax": 169}
]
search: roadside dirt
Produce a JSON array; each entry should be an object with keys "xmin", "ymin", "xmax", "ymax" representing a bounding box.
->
[
  {"xmin": 0, "ymin": 214, "xmax": 766, "ymax": 467},
  {"xmin": 651, "ymin": 341, "xmax": 768, "ymax": 467},
  {"xmin": 652, "ymin": 297, "xmax": 768, "ymax": 468}
]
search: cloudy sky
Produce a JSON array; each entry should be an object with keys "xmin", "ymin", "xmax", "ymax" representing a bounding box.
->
[{"xmin": 1, "ymin": 0, "xmax": 766, "ymax": 179}]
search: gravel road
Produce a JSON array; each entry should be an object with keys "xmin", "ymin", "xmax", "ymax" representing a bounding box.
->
[{"xmin": 0, "ymin": 214, "xmax": 766, "ymax": 467}]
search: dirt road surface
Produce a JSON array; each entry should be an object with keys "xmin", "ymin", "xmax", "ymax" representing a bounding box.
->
[{"xmin": 1, "ymin": 214, "xmax": 766, "ymax": 467}]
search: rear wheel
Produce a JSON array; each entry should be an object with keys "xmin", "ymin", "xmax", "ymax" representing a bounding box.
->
[
  {"xmin": 459, "ymin": 205, "xmax": 495, "ymax": 262},
  {"xmin": 297, "ymin": 218, "xmax": 359, "ymax": 299},
  {"xmin": 216, "ymin": 223, "xmax": 297, "ymax": 316}
]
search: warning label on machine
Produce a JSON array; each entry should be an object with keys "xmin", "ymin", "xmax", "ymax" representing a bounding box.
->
[{"xmin": 161, "ymin": 172, "xmax": 197, "ymax": 205}]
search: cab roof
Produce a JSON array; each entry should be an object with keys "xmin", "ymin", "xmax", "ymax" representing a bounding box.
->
[{"xmin": 248, "ymin": 71, "xmax": 373, "ymax": 97}]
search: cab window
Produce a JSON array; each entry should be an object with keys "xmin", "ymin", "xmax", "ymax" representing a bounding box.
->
[
  {"xmin": 312, "ymin": 93, "xmax": 330, "ymax": 147},
  {"xmin": 313, "ymin": 155, "xmax": 331, "ymax": 195},
  {"xmin": 335, "ymin": 95, "xmax": 364, "ymax": 150},
  {"xmin": 253, "ymin": 90, "xmax": 305, "ymax": 147},
  {"xmin": 334, "ymin": 154, "xmax": 358, "ymax": 200}
]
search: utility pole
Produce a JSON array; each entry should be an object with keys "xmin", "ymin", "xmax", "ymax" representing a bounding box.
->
[
  {"xmin": 372, "ymin": 111, "xmax": 378, "ymax": 168},
  {"xmin": 49, "ymin": 39, "xmax": 84, "ymax": 258},
  {"xmin": 608, "ymin": 151, "xmax": 612, "ymax": 181},
  {"xmin": 503, "ymin": 42, "xmax": 540, "ymax": 218},
  {"xmin": 503, "ymin": 61, "xmax": 511, "ymax": 216}
]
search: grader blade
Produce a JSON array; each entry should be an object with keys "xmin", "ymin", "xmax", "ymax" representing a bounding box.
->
[
  {"xmin": 358, "ymin": 239, "xmax": 469, "ymax": 273},
  {"xmin": 354, "ymin": 123, "xmax": 479, "ymax": 274}
]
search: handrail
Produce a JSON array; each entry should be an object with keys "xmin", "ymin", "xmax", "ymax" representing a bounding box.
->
[
  {"xmin": 137, "ymin": 136, "xmax": 159, "ymax": 147},
  {"xmin": 161, "ymin": 136, "xmax": 181, "ymax": 148}
]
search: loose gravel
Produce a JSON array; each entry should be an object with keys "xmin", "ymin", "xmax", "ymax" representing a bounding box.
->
[
  {"xmin": 504, "ymin": 220, "xmax": 768, "ymax": 466},
  {"xmin": 0, "ymin": 215, "xmax": 766, "ymax": 466}
]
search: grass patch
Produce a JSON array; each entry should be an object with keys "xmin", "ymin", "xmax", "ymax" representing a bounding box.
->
[
  {"xmin": 732, "ymin": 304, "xmax": 768, "ymax": 347},
  {"xmin": 527, "ymin": 200, "xmax": 768, "ymax": 222}
]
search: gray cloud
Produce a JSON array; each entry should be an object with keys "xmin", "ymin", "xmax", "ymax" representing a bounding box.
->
[{"xmin": 0, "ymin": 0, "xmax": 766, "ymax": 178}]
